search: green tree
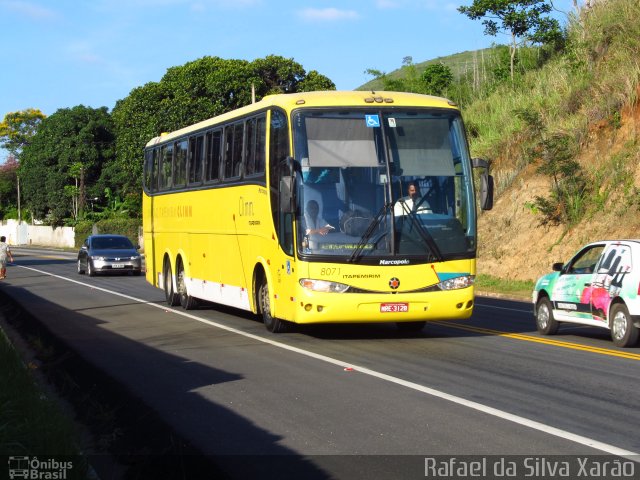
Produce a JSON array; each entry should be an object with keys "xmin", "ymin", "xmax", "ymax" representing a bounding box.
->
[
  {"xmin": 458, "ymin": 0, "xmax": 562, "ymax": 80},
  {"xmin": 532, "ymin": 133, "xmax": 587, "ymax": 225},
  {"xmin": 0, "ymin": 109, "xmax": 46, "ymax": 157},
  {"xmin": 0, "ymin": 156, "xmax": 19, "ymax": 217},
  {"xmin": 364, "ymin": 57, "xmax": 425, "ymax": 93},
  {"xmin": 111, "ymin": 55, "xmax": 335, "ymax": 202},
  {"xmin": 20, "ymin": 106, "xmax": 115, "ymax": 225},
  {"xmin": 421, "ymin": 63, "xmax": 454, "ymax": 96}
]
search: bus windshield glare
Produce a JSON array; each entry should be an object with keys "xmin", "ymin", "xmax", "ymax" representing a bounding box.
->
[{"xmin": 293, "ymin": 109, "xmax": 476, "ymax": 262}]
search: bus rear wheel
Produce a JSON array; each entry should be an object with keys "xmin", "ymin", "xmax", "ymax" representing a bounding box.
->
[
  {"xmin": 164, "ymin": 261, "xmax": 180, "ymax": 306},
  {"xmin": 177, "ymin": 263, "xmax": 199, "ymax": 310},
  {"xmin": 259, "ymin": 281, "xmax": 289, "ymax": 333}
]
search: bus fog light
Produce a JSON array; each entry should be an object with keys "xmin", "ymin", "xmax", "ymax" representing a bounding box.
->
[
  {"xmin": 304, "ymin": 304, "xmax": 312, "ymax": 311},
  {"xmin": 439, "ymin": 275, "xmax": 474, "ymax": 291},
  {"xmin": 317, "ymin": 305, "xmax": 323, "ymax": 312}
]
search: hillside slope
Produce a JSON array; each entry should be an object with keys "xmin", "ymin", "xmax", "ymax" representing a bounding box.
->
[
  {"xmin": 468, "ymin": 0, "xmax": 640, "ymax": 283},
  {"xmin": 477, "ymin": 89, "xmax": 640, "ymax": 282}
]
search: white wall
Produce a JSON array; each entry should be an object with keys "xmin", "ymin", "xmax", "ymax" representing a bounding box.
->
[{"xmin": 0, "ymin": 220, "xmax": 75, "ymax": 248}]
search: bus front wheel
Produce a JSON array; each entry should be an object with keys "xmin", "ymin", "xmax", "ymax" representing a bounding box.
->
[
  {"xmin": 164, "ymin": 262, "xmax": 180, "ymax": 306},
  {"xmin": 259, "ymin": 281, "xmax": 289, "ymax": 333}
]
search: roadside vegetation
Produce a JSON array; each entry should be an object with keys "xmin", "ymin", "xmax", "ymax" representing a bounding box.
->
[
  {"xmin": 0, "ymin": 56, "xmax": 334, "ymax": 228},
  {"xmin": 466, "ymin": 0, "xmax": 640, "ymax": 227},
  {"xmin": 475, "ymin": 274, "xmax": 534, "ymax": 299},
  {"xmin": 0, "ymin": 324, "xmax": 88, "ymax": 477},
  {"xmin": 365, "ymin": 0, "xmax": 640, "ymax": 230}
]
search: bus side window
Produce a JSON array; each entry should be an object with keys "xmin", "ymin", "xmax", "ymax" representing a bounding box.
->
[
  {"xmin": 205, "ymin": 130, "xmax": 222, "ymax": 182},
  {"xmin": 152, "ymin": 148, "xmax": 159, "ymax": 192},
  {"xmin": 188, "ymin": 134, "xmax": 204, "ymax": 185},
  {"xmin": 174, "ymin": 139, "xmax": 188, "ymax": 188},
  {"xmin": 143, "ymin": 149, "xmax": 153, "ymax": 193},
  {"xmin": 255, "ymin": 115, "xmax": 266, "ymax": 174},
  {"xmin": 246, "ymin": 117, "xmax": 256, "ymax": 176},
  {"xmin": 159, "ymin": 144, "xmax": 173, "ymax": 191},
  {"xmin": 223, "ymin": 125, "xmax": 236, "ymax": 179},
  {"xmin": 222, "ymin": 122, "xmax": 244, "ymax": 180},
  {"xmin": 232, "ymin": 122, "xmax": 243, "ymax": 178},
  {"xmin": 245, "ymin": 114, "xmax": 267, "ymax": 177}
]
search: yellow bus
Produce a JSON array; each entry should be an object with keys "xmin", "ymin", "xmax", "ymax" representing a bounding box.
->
[{"xmin": 142, "ymin": 91, "xmax": 493, "ymax": 332}]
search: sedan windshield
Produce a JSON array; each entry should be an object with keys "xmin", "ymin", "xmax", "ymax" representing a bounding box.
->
[
  {"xmin": 92, "ymin": 237, "xmax": 134, "ymax": 250},
  {"xmin": 293, "ymin": 108, "xmax": 476, "ymax": 262}
]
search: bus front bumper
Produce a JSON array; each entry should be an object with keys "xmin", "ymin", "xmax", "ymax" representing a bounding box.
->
[{"xmin": 290, "ymin": 287, "xmax": 475, "ymax": 324}]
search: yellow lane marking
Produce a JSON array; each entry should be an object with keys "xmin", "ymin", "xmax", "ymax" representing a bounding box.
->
[{"xmin": 432, "ymin": 321, "xmax": 640, "ymax": 361}]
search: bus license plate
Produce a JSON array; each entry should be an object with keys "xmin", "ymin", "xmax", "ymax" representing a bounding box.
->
[
  {"xmin": 380, "ymin": 303, "xmax": 408, "ymax": 313},
  {"xmin": 112, "ymin": 264, "xmax": 125, "ymax": 268}
]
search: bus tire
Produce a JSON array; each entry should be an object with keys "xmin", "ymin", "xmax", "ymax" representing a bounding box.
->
[
  {"xmin": 259, "ymin": 280, "xmax": 289, "ymax": 333},
  {"xmin": 536, "ymin": 296, "xmax": 559, "ymax": 335},
  {"xmin": 164, "ymin": 261, "xmax": 180, "ymax": 306},
  {"xmin": 177, "ymin": 262, "xmax": 198, "ymax": 310},
  {"xmin": 610, "ymin": 303, "xmax": 639, "ymax": 347}
]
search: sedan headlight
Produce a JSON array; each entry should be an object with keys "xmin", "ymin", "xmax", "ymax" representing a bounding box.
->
[
  {"xmin": 93, "ymin": 256, "xmax": 106, "ymax": 261},
  {"xmin": 300, "ymin": 279, "xmax": 350, "ymax": 293},
  {"xmin": 439, "ymin": 275, "xmax": 474, "ymax": 291}
]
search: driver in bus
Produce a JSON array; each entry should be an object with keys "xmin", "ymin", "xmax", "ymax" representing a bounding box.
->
[
  {"xmin": 304, "ymin": 200, "xmax": 334, "ymax": 236},
  {"xmin": 394, "ymin": 181, "xmax": 432, "ymax": 216}
]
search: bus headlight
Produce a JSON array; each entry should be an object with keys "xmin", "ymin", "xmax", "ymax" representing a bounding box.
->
[
  {"xmin": 300, "ymin": 279, "xmax": 350, "ymax": 293},
  {"xmin": 439, "ymin": 275, "xmax": 474, "ymax": 291}
]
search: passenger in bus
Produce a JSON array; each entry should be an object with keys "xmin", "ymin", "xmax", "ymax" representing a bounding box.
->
[
  {"xmin": 394, "ymin": 181, "xmax": 432, "ymax": 216},
  {"xmin": 304, "ymin": 200, "xmax": 335, "ymax": 236}
]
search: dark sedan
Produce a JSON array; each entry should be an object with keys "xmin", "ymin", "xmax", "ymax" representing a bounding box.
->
[{"xmin": 77, "ymin": 234, "xmax": 142, "ymax": 276}]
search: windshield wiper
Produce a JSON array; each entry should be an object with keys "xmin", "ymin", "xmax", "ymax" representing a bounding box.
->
[
  {"xmin": 348, "ymin": 202, "xmax": 392, "ymax": 263},
  {"xmin": 398, "ymin": 201, "xmax": 443, "ymax": 262}
]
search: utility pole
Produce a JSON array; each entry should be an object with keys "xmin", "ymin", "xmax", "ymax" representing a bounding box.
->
[{"xmin": 17, "ymin": 174, "xmax": 21, "ymax": 224}]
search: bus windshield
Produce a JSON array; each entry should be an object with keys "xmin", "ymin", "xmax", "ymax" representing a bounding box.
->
[{"xmin": 293, "ymin": 108, "xmax": 476, "ymax": 262}]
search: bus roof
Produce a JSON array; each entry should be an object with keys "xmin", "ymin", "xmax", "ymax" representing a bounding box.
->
[{"xmin": 145, "ymin": 90, "xmax": 459, "ymax": 147}]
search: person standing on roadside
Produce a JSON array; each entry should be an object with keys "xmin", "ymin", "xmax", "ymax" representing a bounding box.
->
[{"xmin": 0, "ymin": 236, "xmax": 14, "ymax": 279}]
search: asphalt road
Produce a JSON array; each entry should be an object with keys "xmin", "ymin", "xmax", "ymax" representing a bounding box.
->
[{"xmin": 2, "ymin": 247, "xmax": 640, "ymax": 479}]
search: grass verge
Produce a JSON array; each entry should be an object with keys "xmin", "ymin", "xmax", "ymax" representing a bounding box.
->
[
  {"xmin": 0, "ymin": 323, "xmax": 89, "ymax": 478},
  {"xmin": 475, "ymin": 274, "xmax": 534, "ymax": 300}
]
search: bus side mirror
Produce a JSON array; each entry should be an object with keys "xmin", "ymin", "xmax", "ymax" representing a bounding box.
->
[
  {"xmin": 472, "ymin": 158, "xmax": 494, "ymax": 211},
  {"xmin": 280, "ymin": 176, "xmax": 294, "ymax": 214}
]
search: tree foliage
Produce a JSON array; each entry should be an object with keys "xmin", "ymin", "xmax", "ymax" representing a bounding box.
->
[
  {"xmin": 0, "ymin": 156, "xmax": 19, "ymax": 216},
  {"xmin": 531, "ymin": 132, "xmax": 587, "ymax": 225},
  {"xmin": 458, "ymin": 0, "xmax": 562, "ymax": 79},
  {"xmin": 421, "ymin": 63, "xmax": 454, "ymax": 96},
  {"xmin": 19, "ymin": 106, "xmax": 116, "ymax": 225},
  {"xmin": 365, "ymin": 58, "xmax": 454, "ymax": 96},
  {"xmin": 111, "ymin": 55, "xmax": 335, "ymax": 198},
  {"xmin": 0, "ymin": 109, "xmax": 46, "ymax": 156}
]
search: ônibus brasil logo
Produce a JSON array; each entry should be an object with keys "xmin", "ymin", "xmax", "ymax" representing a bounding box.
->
[{"xmin": 7, "ymin": 456, "xmax": 73, "ymax": 479}]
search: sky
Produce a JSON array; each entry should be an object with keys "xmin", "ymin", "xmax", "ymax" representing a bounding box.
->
[{"xmin": 1, "ymin": 0, "xmax": 578, "ymax": 162}]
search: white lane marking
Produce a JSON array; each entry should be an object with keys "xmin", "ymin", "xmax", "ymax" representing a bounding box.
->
[{"xmin": 15, "ymin": 264, "xmax": 640, "ymax": 459}]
